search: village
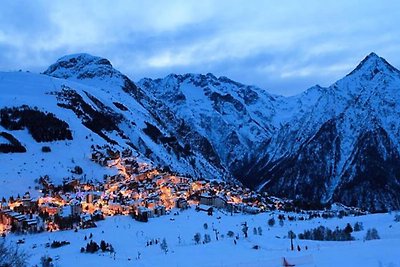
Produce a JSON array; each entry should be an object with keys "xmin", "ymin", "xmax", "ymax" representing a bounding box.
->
[{"xmin": 0, "ymin": 146, "xmax": 365, "ymax": 236}]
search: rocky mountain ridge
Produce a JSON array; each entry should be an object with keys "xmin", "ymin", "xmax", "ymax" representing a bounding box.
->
[{"xmin": 1, "ymin": 52, "xmax": 399, "ymax": 211}]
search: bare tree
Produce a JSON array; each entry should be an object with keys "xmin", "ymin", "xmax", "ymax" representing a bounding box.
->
[{"xmin": 0, "ymin": 241, "xmax": 29, "ymax": 267}]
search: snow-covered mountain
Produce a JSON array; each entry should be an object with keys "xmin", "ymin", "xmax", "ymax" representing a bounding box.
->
[
  {"xmin": 137, "ymin": 74, "xmax": 291, "ymax": 177},
  {"xmin": 1, "ymin": 52, "xmax": 399, "ymax": 211},
  {"xmin": 0, "ymin": 54, "xmax": 233, "ymax": 197},
  {"xmin": 244, "ymin": 53, "xmax": 400, "ymax": 211}
]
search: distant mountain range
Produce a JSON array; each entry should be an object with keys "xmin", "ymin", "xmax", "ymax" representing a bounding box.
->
[{"xmin": 1, "ymin": 52, "xmax": 399, "ymax": 211}]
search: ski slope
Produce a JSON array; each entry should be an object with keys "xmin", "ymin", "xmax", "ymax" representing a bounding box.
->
[{"xmin": 5, "ymin": 208, "xmax": 400, "ymax": 267}]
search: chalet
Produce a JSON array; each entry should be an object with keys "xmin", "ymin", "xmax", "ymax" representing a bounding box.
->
[
  {"xmin": 124, "ymin": 159, "xmax": 139, "ymax": 175},
  {"xmin": 177, "ymin": 176, "xmax": 190, "ymax": 184},
  {"xmin": 196, "ymin": 204, "xmax": 213, "ymax": 215},
  {"xmin": 80, "ymin": 214, "xmax": 95, "ymax": 228},
  {"xmin": 84, "ymin": 192, "xmax": 101, "ymax": 204},
  {"xmin": 176, "ymin": 198, "xmax": 188, "ymax": 209},
  {"xmin": 70, "ymin": 200, "xmax": 82, "ymax": 216},
  {"xmin": 85, "ymin": 193, "xmax": 93, "ymax": 204},
  {"xmin": 154, "ymin": 205, "xmax": 166, "ymax": 216},
  {"xmin": 226, "ymin": 203, "xmax": 241, "ymax": 213},
  {"xmin": 0, "ymin": 210, "xmax": 14, "ymax": 225},
  {"xmin": 199, "ymin": 193, "xmax": 213, "ymax": 206},
  {"xmin": 243, "ymin": 205, "xmax": 261, "ymax": 214},
  {"xmin": 177, "ymin": 183, "xmax": 190, "ymax": 191},
  {"xmin": 40, "ymin": 203, "xmax": 61, "ymax": 215},
  {"xmin": 107, "ymin": 158, "xmax": 120, "ymax": 167},
  {"xmin": 134, "ymin": 206, "xmax": 153, "ymax": 222},
  {"xmin": 0, "ymin": 210, "xmax": 25, "ymax": 232},
  {"xmin": 214, "ymin": 195, "xmax": 227, "ymax": 209},
  {"xmin": 22, "ymin": 218, "xmax": 39, "ymax": 233},
  {"xmin": 139, "ymin": 206, "xmax": 153, "ymax": 217},
  {"xmin": 92, "ymin": 209, "xmax": 104, "ymax": 221},
  {"xmin": 199, "ymin": 194, "xmax": 227, "ymax": 209},
  {"xmin": 22, "ymin": 193, "xmax": 36, "ymax": 209},
  {"xmin": 0, "ymin": 210, "xmax": 44, "ymax": 233}
]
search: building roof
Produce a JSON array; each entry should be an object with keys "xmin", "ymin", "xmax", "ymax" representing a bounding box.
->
[
  {"xmin": 25, "ymin": 219, "xmax": 37, "ymax": 225},
  {"xmin": 200, "ymin": 193, "xmax": 212, "ymax": 199},
  {"xmin": 197, "ymin": 204, "xmax": 213, "ymax": 211}
]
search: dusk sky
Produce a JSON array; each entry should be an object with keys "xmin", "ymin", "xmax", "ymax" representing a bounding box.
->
[{"xmin": 1, "ymin": 0, "xmax": 399, "ymax": 95}]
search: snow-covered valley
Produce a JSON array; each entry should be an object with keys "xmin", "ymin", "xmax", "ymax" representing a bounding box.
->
[{"xmin": 5, "ymin": 208, "xmax": 400, "ymax": 267}]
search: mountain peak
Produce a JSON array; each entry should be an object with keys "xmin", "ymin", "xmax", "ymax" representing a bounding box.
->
[
  {"xmin": 43, "ymin": 53, "xmax": 117, "ymax": 80},
  {"xmin": 347, "ymin": 52, "xmax": 399, "ymax": 77},
  {"xmin": 365, "ymin": 52, "xmax": 379, "ymax": 59}
]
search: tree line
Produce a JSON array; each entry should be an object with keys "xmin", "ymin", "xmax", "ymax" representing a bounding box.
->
[{"xmin": 0, "ymin": 105, "xmax": 72, "ymax": 142}]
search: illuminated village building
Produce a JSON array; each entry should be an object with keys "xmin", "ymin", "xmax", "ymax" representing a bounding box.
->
[{"xmin": 0, "ymin": 147, "xmax": 297, "ymax": 235}]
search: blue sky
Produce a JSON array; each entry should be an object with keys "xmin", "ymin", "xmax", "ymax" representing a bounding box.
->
[{"xmin": 1, "ymin": 0, "xmax": 399, "ymax": 95}]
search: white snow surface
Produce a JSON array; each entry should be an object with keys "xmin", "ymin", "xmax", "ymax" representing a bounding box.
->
[{"xmin": 5, "ymin": 208, "xmax": 400, "ymax": 267}]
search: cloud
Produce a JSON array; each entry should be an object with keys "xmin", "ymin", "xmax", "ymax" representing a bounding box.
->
[{"xmin": 0, "ymin": 0, "xmax": 400, "ymax": 95}]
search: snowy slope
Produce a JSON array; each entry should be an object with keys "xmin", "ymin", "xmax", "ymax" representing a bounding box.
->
[
  {"xmin": 5, "ymin": 208, "xmax": 400, "ymax": 267},
  {"xmin": 0, "ymin": 71, "xmax": 118, "ymax": 197}
]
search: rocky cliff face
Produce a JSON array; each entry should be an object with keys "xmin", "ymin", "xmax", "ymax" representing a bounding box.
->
[
  {"xmin": 245, "ymin": 53, "xmax": 400, "ymax": 211},
  {"xmin": 137, "ymin": 73, "xmax": 287, "ymax": 177}
]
